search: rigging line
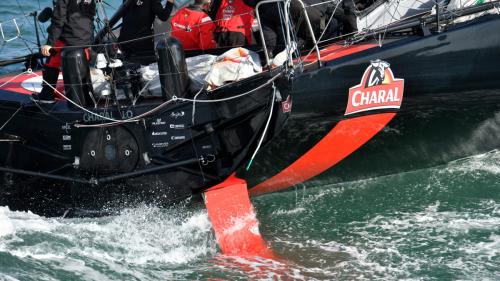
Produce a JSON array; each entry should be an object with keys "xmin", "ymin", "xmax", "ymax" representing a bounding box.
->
[
  {"xmin": 18, "ymin": 34, "xmax": 36, "ymax": 55},
  {"xmin": 303, "ymin": 0, "xmax": 343, "ymax": 65},
  {"xmin": 23, "ymin": 61, "xmax": 266, "ymax": 129},
  {"xmin": 96, "ymin": 0, "xmax": 111, "ymax": 38},
  {"xmin": 380, "ymin": 0, "xmax": 402, "ymax": 43},
  {"xmin": 0, "ymin": 70, "xmax": 33, "ymax": 89},
  {"xmin": 179, "ymin": 73, "xmax": 281, "ymax": 103},
  {"xmin": 74, "ymin": 73, "xmax": 283, "ymax": 128},
  {"xmin": 30, "ymin": 95, "xmax": 75, "ymax": 124},
  {"xmin": 102, "ymin": 32, "xmax": 121, "ymax": 111},
  {"xmin": 289, "ymin": 3, "xmax": 303, "ymax": 65},
  {"xmin": 318, "ymin": 28, "xmax": 358, "ymax": 44},
  {"xmin": 246, "ymin": 83, "xmax": 277, "ymax": 171},
  {"xmin": 190, "ymin": 55, "xmax": 218, "ymax": 124},
  {"xmin": 187, "ymin": 126, "xmax": 207, "ymax": 183},
  {"xmin": 75, "ymin": 99, "xmax": 176, "ymax": 128},
  {"xmin": 384, "ymin": 0, "xmax": 401, "ymax": 22},
  {"xmin": 14, "ymin": 0, "xmax": 36, "ymax": 30},
  {"xmin": 286, "ymin": 6, "xmax": 304, "ymax": 66},
  {"xmin": 50, "ymin": 10, "xmax": 256, "ymax": 50},
  {"xmin": 0, "ymin": 19, "xmax": 22, "ymax": 43},
  {"xmin": 277, "ymin": 1, "xmax": 292, "ymax": 67},
  {"xmin": 0, "ymin": 106, "xmax": 23, "ymax": 132},
  {"xmin": 190, "ymin": 85, "xmax": 209, "ymax": 125},
  {"xmin": 132, "ymin": 77, "xmax": 154, "ymax": 105},
  {"xmin": 29, "ymin": 72, "xmax": 122, "ymax": 122},
  {"xmin": 102, "ymin": 1, "xmax": 117, "ymax": 10}
]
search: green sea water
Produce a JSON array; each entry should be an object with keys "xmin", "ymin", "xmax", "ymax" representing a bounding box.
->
[
  {"xmin": 1, "ymin": 150, "xmax": 499, "ymax": 280},
  {"xmin": 1, "ymin": 1, "xmax": 500, "ymax": 280}
]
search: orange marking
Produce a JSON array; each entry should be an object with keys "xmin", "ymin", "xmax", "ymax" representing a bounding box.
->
[
  {"xmin": 204, "ymin": 175, "xmax": 275, "ymax": 258},
  {"xmin": 302, "ymin": 43, "xmax": 377, "ymax": 62},
  {"xmin": 250, "ymin": 113, "xmax": 396, "ymax": 196}
]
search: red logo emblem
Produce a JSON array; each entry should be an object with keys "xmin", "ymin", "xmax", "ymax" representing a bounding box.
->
[
  {"xmin": 345, "ymin": 60, "xmax": 404, "ymax": 116},
  {"xmin": 281, "ymin": 95, "xmax": 292, "ymax": 113}
]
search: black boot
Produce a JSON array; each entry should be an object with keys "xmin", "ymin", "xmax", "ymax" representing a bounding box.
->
[{"xmin": 34, "ymin": 66, "xmax": 60, "ymax": 103}]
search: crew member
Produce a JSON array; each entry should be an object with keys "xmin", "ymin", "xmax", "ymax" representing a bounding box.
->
[
  {"xmin": 170, "ymin": 0, "xmax": 216, "ymax": 50},
  {"xmin": 259, "ymin": 0, "xmax": 357, "ymax": 58},
  {"xmin": 37, "ymin": 0, "xmax": 97, "ymax": 103},
  {"xmin": 118, "ymin": 0, "xmax": 174, "ymax": 56},
  {"xmin": 330, "ymin": 0, "xmax": 357, "ymax": 35},
  {"xmin": 210, "ymin": 0, "xmax": 255, "ymax": 47}
]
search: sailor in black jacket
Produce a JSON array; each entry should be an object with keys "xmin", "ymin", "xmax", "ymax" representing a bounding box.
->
[
  {"xmin": 118, "ymin": 0, "xmax": 174, "ymax": 56},
  {"xmin": 258, "ymin": 0, "xmax": 357, "ymax": 59},
  {"xmin": 38, "ymin": 0, "xmax": 96, "ymax": 102}
]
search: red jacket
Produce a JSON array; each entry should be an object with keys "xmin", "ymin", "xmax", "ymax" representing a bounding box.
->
[
  {"xmin": 214, "ymin": 0, "xmax": 254, "ymax": 44},
  {"xmin": 171, "ymin": 6, "xmax": 217, "ymax": 51}
]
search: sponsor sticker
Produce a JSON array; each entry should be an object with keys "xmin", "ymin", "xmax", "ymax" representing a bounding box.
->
[
  {"xmin": 152, "ymin": 131, "xmax": 168, "ymax": 136},
  {"xmin": 222, "ymin": 6, "xmax": 235, "ymax": 20},
  {"xmin": 152, "ymin": 119, "xmax": 166, "ymax": 126},
  {"xmin": 152, "ymin": 142, "xmax": 169, "ymax": 148},
  {"xmin": 170, "ymin": 124, "xmax": 185, "ymax": 129},
  {"xmin": 281, "ymin": 95, "xmax": 292, "ymax": 113},
  {"xmin": 345, "ymin": 60, "xmax": 404, "ymax": 116},
  {"xmin": 170, "ymin": 111, "xmax": 185, "ymax": 119}
]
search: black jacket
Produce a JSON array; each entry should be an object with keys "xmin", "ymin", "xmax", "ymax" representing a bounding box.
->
[
  {"xmin": 46, "ymin": 0, "xmax": 96, "ymax": 47},
  {"xmin": 118, "ymin": 0, "xmax": 173, "ymax": 54}
]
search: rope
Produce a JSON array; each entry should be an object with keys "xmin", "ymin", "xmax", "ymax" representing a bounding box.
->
[
  {"xmin": 0, "ymin": 18, "xmax": 21, "ymax": 43},
  {"xmin": 46, "ymin": 10, "xmax": 256, "ymax": 51},
  {"xmin": 0, "ymin": 52, "xmax": 281, "ymax": 130},
  {"xmin": 28, "ymin": 71, "xmax": 122, "ymax": 122},
  {"xmin": 0, "ymin": 70, "xmax": 34, "ymax": 88},
  {"xmin": 303, "ymin": 0, "xmax": 343, "ymax": 64},
  {"xmin": 0, "ymin": 105, "xmax": 22, "ymax": 132},
  {"xmin": 74, "ymin": 72, "xmax": 282, "ymax": 128},
  {"xmin": 246, "ymin": 83, "xmax": 278, "ymax": 171},
  {"xmin": 14, "ymin": 0, "xmax": 36, "ymax": 31}
]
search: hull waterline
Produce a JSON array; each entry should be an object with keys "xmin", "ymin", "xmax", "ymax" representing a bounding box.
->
[{"xmin": 246, "ymin": 14, "xmax": 500, "ymax": 194}]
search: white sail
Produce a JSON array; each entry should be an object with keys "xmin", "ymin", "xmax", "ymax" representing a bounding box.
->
[{"xmin": 357, "ymin": 0, "xmax": 438, "ymax": 30}]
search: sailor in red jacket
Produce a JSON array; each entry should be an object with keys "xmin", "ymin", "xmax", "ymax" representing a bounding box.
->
[
  {"xmin": 170, "ymin": 0, "xmax": 216, "ymax": 51},
  {"xmin": 210, "ymin": 0, "xmax": 254, "ymax": 47}
]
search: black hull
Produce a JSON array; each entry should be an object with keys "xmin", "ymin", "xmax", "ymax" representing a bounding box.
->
[
  {"xmin": 0, "ymin": 72, "xmax": 289, "ymax": 216},
  {"xmin": 246, "ymin": 14, "xmax": 500, "ymax": 194}
]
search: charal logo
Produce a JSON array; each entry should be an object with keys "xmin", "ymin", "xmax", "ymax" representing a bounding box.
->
[{"xmin": 345, "ymin": 60, "xmax": 404, "ymax": 116}]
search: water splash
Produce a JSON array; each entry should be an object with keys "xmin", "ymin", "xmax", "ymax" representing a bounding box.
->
[
  {"xmin": 0, "ymin": 203, "xmax": 218, "ymax": 281},
  {"xmin": 257, "ymin": 150, "xmax": 500, "ymax": 280}
]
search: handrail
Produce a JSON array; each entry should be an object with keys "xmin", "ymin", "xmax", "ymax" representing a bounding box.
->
[
  {"xmin": 255, "ymin": 0, "xmax": 321, "ymax": 66},
  {"xmin": 0, "ymin": 19, "xmax": 21, "ymax": 43},
  {"xmin": 295, "ymin": 0, "xmax": 322, "ymax": 66},
  {"xmin": 255, "ymin": 0, "xmax": 285, "ymax": 66}
]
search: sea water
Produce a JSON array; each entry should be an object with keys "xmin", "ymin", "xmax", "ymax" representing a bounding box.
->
[{"xmin": 1, "ymin": 1, "xmax": 500, "ymax": 280}]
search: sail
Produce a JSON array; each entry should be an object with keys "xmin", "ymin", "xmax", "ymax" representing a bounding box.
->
[{"xmin": 357, "ymin": 0, "xmax": 439, "ymax": 30}]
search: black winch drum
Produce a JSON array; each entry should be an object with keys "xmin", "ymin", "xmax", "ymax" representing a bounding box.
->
[
  {"xmin": 61, "ymin": 49, "xmax": 94, "ymax": 108},
  {"xmin": 156, "ymin": 37, "xmax": 189, "ymax": 100},
  {"xmin": 114, "ymin": 65, "xmax": 141, "ymax": 101}
]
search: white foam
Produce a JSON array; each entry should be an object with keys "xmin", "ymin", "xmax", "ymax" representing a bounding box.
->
[
  {"xmin": 443, "ymin": 150, "xmax": 500, "ymax": 175},
  {"xmin": 222, "ymin": 211, "xmax": 261, "ymax": 236},
  {"xmin": 212, "ymin": 255, "xmax": 305, "ymax": 280},
  {"xmin": 0, "ymin": 207, "xmax": 14, "ymax": 237},
  {"xmin": 0, "ymin": 273, "xmax": 20, "ymax": 281},
  {"xmin": 0, "ymin": 203, "xmax": 218, "ymax": 279}
]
